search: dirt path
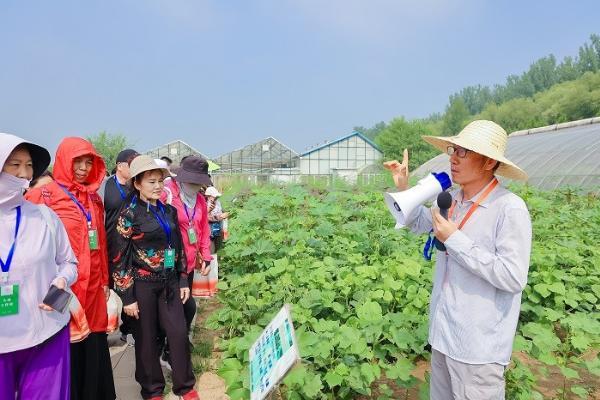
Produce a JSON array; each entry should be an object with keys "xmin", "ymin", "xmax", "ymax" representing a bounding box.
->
[{"xmin": 190, "ymin": 297, "xmax": 230, "ymax": 400}]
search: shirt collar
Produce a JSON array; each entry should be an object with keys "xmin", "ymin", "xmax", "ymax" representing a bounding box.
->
[{"xmin": 457, "ymin": 178, "xmax": 499, "ymax": 209}]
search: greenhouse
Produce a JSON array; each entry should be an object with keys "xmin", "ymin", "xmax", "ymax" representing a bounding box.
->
[
  {"xmin": 298, "ymin": 131, "xmax": 383, "ymax": 176},
  {"xmin": 144, "ymin": 139, "xmax": 219, "ymax": 170},
  {"xmin": 213, "ymin": 137, "xmax": 298, "ymax": 174},
  {"xmin": 414, "ymin": 117, "xmax": 600, "ymax": 191}
]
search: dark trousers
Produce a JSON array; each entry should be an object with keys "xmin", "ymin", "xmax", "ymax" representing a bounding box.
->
[
  {"xmin": 183, "ymin": 271, "xmax": 196, "ymax": 331},
  {"xmin": 133, "ymin": 279, "xmax": 195, "ymax": 399},
  {"xmin": 161, "ymin": 271, "xmax": 195, "ymax": 359},
  {"xmin": 71, "ymin": 332, "xmax": 116, "ymax": 400},
  {"xmin": 120, "ymin": 310, "xmax": 133, "ymax": 335}
]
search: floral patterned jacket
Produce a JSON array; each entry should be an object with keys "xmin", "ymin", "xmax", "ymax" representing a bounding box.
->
[{"xmin": 111, "ymin": 195, "xmax": 187, "ymax": 306}]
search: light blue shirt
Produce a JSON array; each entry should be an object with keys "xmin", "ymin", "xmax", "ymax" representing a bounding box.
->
[{"xmin": 405, "ymin": 182, "xmax": 532, "ymax": 365}]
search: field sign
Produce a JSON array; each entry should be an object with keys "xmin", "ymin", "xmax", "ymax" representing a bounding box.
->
[{"xmin": 249, "ymin": 304, "xmax": 300, "ymax": 400}]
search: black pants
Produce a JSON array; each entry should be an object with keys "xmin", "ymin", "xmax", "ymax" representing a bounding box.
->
[
  {"xmin": 160, "ymin": 271, "xmax": 195, "ymax": 359},
  {"xmin": 133, "ymin": 279, "xmax": 195, "ymax": 399},
  {"xmin": 71, "ymin": 332, "xmax": 116, "ymax": 400},
  {"xmin": 183, "ymin": 270, "xmax": 196, "ymax": 331},
  {"xmin": 120, "ymin": 310, "xmax": 133, "ymax": 335}
]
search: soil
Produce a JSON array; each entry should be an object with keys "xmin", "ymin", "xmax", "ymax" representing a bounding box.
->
[{"xmin": 191, "ymin": 297, "xmax": 230, "ymax": 400}]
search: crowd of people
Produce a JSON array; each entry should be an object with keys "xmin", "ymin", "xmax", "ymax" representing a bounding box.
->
[
  {"xmin": 2, "ymin": 119, "xmax": 533, "ymax": 400},
  {"xmin": 0, "ymin": 133, "xmax": 228, "ymax": 400}
]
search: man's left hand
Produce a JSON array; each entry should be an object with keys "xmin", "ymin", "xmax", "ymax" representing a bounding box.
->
[{"xmin": 431, "ymin": 208, "xmax": 458, "ymax": 243}]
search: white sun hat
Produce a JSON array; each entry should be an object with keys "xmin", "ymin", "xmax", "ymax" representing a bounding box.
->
[
  {"xmin": 422, "ymin": 120, "xmax": 528, "ymax": 181},
  {"xmin": 205, "ymin": 186, "xmax": 222, "ymax": 197}
]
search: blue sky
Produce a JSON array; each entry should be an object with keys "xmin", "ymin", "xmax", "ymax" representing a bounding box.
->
[{"xmin": 1, "ymin": 0, "xmax": 599, "ymax": 158}]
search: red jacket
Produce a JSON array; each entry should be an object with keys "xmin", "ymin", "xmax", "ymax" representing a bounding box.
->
[
  {"xmin": 26, "ymin": 137, "xmax": 109, "ymax": 332},
  {"xmin": 162, "ymin": 179, "xmax": 212, "ymax": 273}
]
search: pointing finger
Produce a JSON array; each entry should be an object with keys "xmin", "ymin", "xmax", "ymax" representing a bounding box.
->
[{"xmin": 401, "ymin": 148, "xmax": 409, "ymax": 167}]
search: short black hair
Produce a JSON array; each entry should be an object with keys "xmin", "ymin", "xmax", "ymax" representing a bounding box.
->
[{"xmin": 160, "ymin": 156, "xmax": 173, "ymax": 165}]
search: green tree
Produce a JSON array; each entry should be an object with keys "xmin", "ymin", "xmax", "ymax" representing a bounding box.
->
[
  {"xmin": 556, "ymin": 56, "xmax": 579, "ymax": 82},
  {"xmin": 375, "ymin": 118, "xmax": 439, "ymax": 169},
  {"xmin": 478, "ymin": 98, "xmax": 544, "ymax": 133},
  {"xmin": 577, "ymin": 36, "xmax": 600, "ymax": 73},
  {"xmin": 353, "ymin": 121, "xmax": 388, "ymax": 140},
  {"xmin": 87, "ymin": 131, "xmax": 131, "ymax": 169},
  {"xmin": 525, "ymin": 55, "xmax": 558, "ymax": 92},
  {"xmin": 442, "ymin": 98, "xmax": 469, "ymax": 135},
  {"xmin": 450, "ymin": 85, "xmax": 493, "ymax": 115}
]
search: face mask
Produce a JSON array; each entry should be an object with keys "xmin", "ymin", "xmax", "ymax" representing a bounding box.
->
[
  {"xmin": 0, "ymin": 172, "xmax": 30, "ymax": 207},
  {"xmin": 179, "ymin": 182, "xmax": 198, "ymax": 207}
]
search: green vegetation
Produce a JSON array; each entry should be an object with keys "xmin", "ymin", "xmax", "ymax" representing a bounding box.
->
[
  {"xmin": 87, "ymin": 131, "xmax": 131, "ymax": 168},
  {"xmin": 367, "ymin": 34, "xmax": 600, "ymax": 163},
  {"xmin": 210, "ymin": 184, "xmax": 600, "ymax": 399}
]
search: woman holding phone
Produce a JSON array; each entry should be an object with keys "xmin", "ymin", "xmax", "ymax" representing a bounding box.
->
[
  {"xmin": 26, "ymin": 137, "xmax": 115, "ymax": 400},
  {"xmin": 0, "ymin": 133, "xmax": 78, "ymax": 400},
  {"xmin": 111, "ymin": 155, "xmax": 199, "ymax": 400}
]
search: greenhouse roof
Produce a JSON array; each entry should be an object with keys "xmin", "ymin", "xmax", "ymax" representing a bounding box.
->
[
  {"xmin": 213, "ymin": 137, "xmax": 298, "ymax": 172},
  {"xmin": 414, "ymin": 117, "xmax": 600, "ymax": 191},
  {"xmin": 144, "ymin": 139, "xmax": 220, "ymax": 170},
  {"xmin": 299, "ymin": 131, "xmax": 382, "ymax": 157}
]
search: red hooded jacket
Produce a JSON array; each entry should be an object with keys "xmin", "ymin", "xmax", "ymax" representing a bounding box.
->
[{"xmin": 26, "ymin": 137, "xmax": 109, "ymax": 332}]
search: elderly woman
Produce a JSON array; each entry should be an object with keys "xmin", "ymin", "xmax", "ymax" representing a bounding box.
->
[
  {"xmin": 26, "ymin": 137, "xmax": 115, "ymax": 400},
  {"xmin": 0, "ymin": 133, "xmax": 78, "ymax": 400},
  {"xmin": 112, "ymin": 155, "xmax": 199, "ymax": 400}
]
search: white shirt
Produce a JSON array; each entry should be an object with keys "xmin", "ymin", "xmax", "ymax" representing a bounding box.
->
[
  {"xmin": 0, "ymin": 202, "xmax": 78, "ymax": 353},
  {"xmin": 405, "ymin": 183, "xmax": 532, "ymax": 365}
]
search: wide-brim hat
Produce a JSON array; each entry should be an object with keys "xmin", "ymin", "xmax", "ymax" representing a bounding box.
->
[
  {"xmin": 422, "ymin": 120, "xmax": 528, "ymax": 181},
  {"xmin": 129, "ymin": 155, "xmax": 170, "ymax": 180},
  {"xmin": 172, "ymin": 156, "xmax": 213, "ymax": 186}
]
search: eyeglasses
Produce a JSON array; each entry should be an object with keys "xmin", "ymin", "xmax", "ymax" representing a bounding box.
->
[{"xmin": 446, "ymin": 146, "xmax": 470, "ymax": 158}]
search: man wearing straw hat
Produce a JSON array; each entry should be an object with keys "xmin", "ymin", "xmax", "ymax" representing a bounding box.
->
[{"xmin": 385, "ymin": 120, "xmax": 532, "ymax": 399}]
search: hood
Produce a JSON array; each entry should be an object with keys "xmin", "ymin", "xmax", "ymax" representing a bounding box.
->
[
  {"xmin": 53, "ymin": 137, "xmax": 106, "ymax": 192},
  {"xmin": 0, "ymin": 132, "xmax": 51, "ymax": 180},
  {"xmin": 0, "ymin": 132, "xmax": 51, "ymax": 210}
]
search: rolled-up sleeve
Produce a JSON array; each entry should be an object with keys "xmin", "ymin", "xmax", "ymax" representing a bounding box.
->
[{"xmin": 444, "ymin": 205, "xmax": 532, "ymax": 293}]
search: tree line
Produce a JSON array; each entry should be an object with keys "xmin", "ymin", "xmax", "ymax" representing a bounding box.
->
[{"xmin": 358, "ymin": 34, "xmax": 600, "ymax": 169}]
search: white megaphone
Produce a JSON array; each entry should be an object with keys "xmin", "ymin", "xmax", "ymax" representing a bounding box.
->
[{"xmin": 384, "ymin": 172, "xmax": 452, "ymax": 228}]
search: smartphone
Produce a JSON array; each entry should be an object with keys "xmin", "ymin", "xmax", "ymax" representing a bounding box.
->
[{"xmin": 42, "ymin": 285, "xmax": 73, "ymax": 313}]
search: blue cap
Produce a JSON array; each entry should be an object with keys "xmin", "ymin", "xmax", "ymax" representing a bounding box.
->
[{"xmin": 432, "ymin": 172, "xmax": 452, "ymax": 191}]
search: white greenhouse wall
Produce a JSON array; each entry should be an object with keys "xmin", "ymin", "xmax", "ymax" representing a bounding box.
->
[{"xmin": 299, "ymin": 134, "xmax": 382, "ymax": 175}]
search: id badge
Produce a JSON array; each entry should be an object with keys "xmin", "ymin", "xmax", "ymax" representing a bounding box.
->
[
  {"xmin": 164, "ymin": 248, "xmax": 175, "ymax": 269},
  {"xmin": 88, "ymin": 228, "xmax": 99, "ymax": 250},
  {"xmin": 187, "ymin": 227, "xmax": 197, "ymax": 244},
  {"xmin": 0, "ymin": 283, "xmax": 19, "ymax": 317}
]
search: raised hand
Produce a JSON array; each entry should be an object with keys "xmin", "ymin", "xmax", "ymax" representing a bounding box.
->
[{"xmin": 383, "ymin": 148, "xmax": 410, "ymax": 191}]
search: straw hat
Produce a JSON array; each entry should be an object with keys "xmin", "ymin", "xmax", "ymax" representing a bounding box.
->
[
  {"xmin": 422, "ymin": 120, "xmax": 528, "ymax": 181},
  {"xmin": 129, "ymin": 155, "xmax": 170, "ymax": 179}
]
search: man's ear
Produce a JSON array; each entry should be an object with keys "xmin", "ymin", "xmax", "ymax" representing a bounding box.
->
[{"xmin": 483, "ymin": 157, "xmax": 499, "ymax": 172}]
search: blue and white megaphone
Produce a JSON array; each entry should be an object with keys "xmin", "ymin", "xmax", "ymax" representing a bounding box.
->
[{"xmin": 384, "ymin": 172, "xmax": 452, "ymax": 228}]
